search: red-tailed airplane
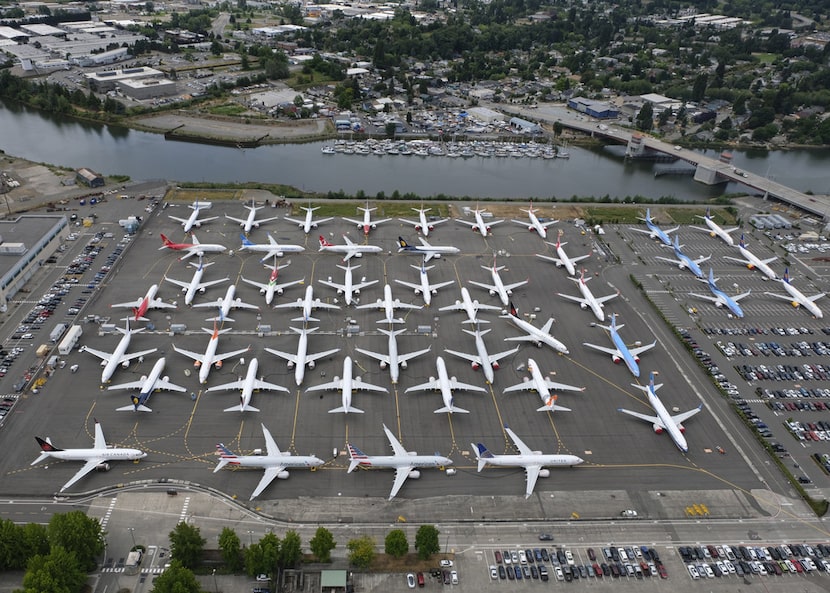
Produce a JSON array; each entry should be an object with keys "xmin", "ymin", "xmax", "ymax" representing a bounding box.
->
[
  {"xmin": 159, "ymin": 233, "xmax": 226, "ymax": 260},
  {"xmin": 110, "ymin": 284, "xmax": 176, "ymax": 322}
]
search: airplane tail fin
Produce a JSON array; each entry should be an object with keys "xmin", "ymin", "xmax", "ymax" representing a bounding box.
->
[
  {"xmin": 784, "ymin": 268, "xmax": 790, "ymax": 284},
  {"xmin": 397, "ymin": 236, "xmax": 410, "ymax": 250},
  {"xmin": 159, "ymin": 234, "xmax": 174, "ymax": 248},
  {"xmin": 739, "ymin": 233, "xmax": 746, "ymax": 249},
  {"xmin": 118, "ymin": 394, "xmax": 152, "ymax": 412},
  {"xmin": 224, "ymin": 402, "xmax": 260, "ymax": 413},
  {"xmin": 435, "ymin": 397, "xmax": 469, "ymax": 414},
  {"xmin": 34, "ymin": 436, "xmax": 62, "ymax": 456},
  {"xmin": 214, "ymin": 443, "xmax": 238, "ymax": 471},
  {"xmin": 240, "ymin": 234, "xmax": 254, "ymax": 247},
  {"xmin": 537, "ymin": 394, "xmax": 571, "ymax": 413},
  {"xmin": 347, "ymin": 443, "xmax": 368, "ymax": 472},
  {"xmin": 508, "ymin": 302, "xmax": 519, "ymax": 318},
  {"xmin": 473, "ymin": 443, "xmax": 494, "ymax": 471},
  {"xmin": 329, "ymin": 405, "xmax": 364, "ymax": 414},
  {"xmin": 318, "ymin": 235, "xmax": 333, "ymax": 248}
]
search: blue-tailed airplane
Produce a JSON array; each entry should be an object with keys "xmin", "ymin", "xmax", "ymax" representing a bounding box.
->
[
  {"xmin": 630, "ymin": 208, "xmax": 678, "ymax": 246},
  {"xmin": 691, "ymin": 207, "xmax": 739, "ymax": 246},
  {"xmin": 655, "ymin": 235, "xmax": 709, "ymax": 278},
  {"xmin": 582, "ymin": 313, "xmax": 656, "ymax": 378},
  {"xmin": 764, "ymin": 268, "xmax": 825, "ymax": 319},
  {"xmin": 689, "ymin": 269, "xmax": 750, "ymax": 318},
  {"xmin": 724, "ymin": 234, "xmax": 778, "ymax": 280}
]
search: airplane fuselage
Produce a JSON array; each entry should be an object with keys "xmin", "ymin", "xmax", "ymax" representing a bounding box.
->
[
  {"xmin": 101, "ymin": 333, "xmax": 132, "ymax": 383},
  {"xmin": 293, "ymin": 332, "xmax": 310, "ymax": 385},
  {"xmin": 524, "ymin": 210, "xmax": 548, "ymax": 238},
  {"xmin": 418, "ymin": 270, "xmax": 433, "ymax": 306},
  {"xmin": 527, "ymin": 358, "xmax": 554, "ymax": 406},
  {"xmin": 220, "ymin": 453, "xmax": 323, "ymax": 470},
  {"xmin": 480, "ymin": 453, "xmax": 583, "ymax": 469},
  {"xmin": 710, "ymin": 284, "xmax": 744, "ymax": 318},
  {"xmin": 577, "ymin": 279, "xmax": 605, "ymax": 321},
  {"xmin": 675, "ymin": 250, "xmax": 704, "ymax": 278},
  {"xmin": 386, "ymin": 332, "xmax": 402, "ymax": 383},
  {"xmin": 40, "ymin": 448, "xmax": 146, "ymax": 463},
  {"xmin": 184, "ymin": 265, "xmax": 206, "ymax": 305},
  {"xmin": 609, "ymin": 329, "xmax": 640, "ymax": 378},
  {"xmin": 648, "ymin": 388, "xmax": 689, "ymax": 452},
  {"xmin": 646, "ymin": 222, "xmax": 672, "ymax": 246},
  {"xmin": 506, "ymin": 315, "xmax": 569, "ymax": 354},
  {"xmin": 783, "ymin": 281, "xmax": 823, "ymax": 318},
  {"xmin": 472, "ymin": 333, "xmax": 495, "ymax": 383},
  {"xmin": 704, "ymin": 218, "xmax": 734, "ymax": 246},
  {"xmin": 199, "ymin": 336, "xmax": 220, "ymax": 384},
  {"xmin": 737, "ymin": 246, "xmax": 777, "ymax": 280},
  {"xmin": 351, "ymin": 454, "xmax": 452, "ymax": 470},
  {"xmin": 138, "ymin": 357, "xmax": 166, "ymax": 397},
  {"xmin": 341, "ymin": 266, "xmax": 355, "ymax": 305},
  {"xmin": 435, "ymin": 357, "xmax": 457, "ymax": 408}
]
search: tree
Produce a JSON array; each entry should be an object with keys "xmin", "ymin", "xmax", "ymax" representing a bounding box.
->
[
  {"xmin": 47, "ymin": 511, "xmax": 104, "ymax": 572},
  {"xmin": 169, "ymin": 522, "xmax": 206, "ymax": 570},
  {"xmin": 280, "ymin": 530, "xmax": 302, "ymax": 568},
  {"xmin": 414, "ymin": 525, "xmax": 439, "ymax": 560},
  {"xmin": 245, "ymin": 532, "xmax": 280, "ymax": 577},
  {"xmin": 636, "ymin": 102, "xmax": 654, "ymax": 132},
  {"xmin": 21, "ymin": 546, "xmax": 86, "ymax": 593},
  {"xmin": 149, "ymin": 559, "xmax": 204, "ymax": 593},
  {"xmin": 218, "ymin": 528, "xmax": 242, "ymax": 572},
  {"xmin": 691, "ymin": 73, "xmax": 708, "ymax": 102},
  {"xmin": 347, "ymin": 536, "xmax": 376, "ymax": 569},
  {"xmin": 385, "ymin": 529, "xmax": 408, "ymax": 558},
  {"xmin": 309, "ymin": 527, "xmax": 336, "ymax": 563}
]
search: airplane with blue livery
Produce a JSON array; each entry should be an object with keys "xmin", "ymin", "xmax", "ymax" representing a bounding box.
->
[{"xmin": 689, "ymin": 268, "xmax": 750, "ymax": 318}]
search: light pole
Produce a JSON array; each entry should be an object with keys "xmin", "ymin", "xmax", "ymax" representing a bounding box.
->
[
  {"xmin": 247, "ymin": 530, "xmax": 254, "ymax": 546},
  {"xmin": 127, "ymin": 527, "xmax": 136, "ymax": 549},
  {"xmin": 212, "ymin": 568, "xmax": 218, "ymax": 593}
]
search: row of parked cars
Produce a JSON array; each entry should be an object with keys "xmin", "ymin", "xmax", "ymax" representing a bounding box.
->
[
  {"xmin": 703, "ymin": 325, "xmax": 819, "ymax": 337},
  {"xmin": 681, "ymin": 543, "xmax": 830, "ymax": 579}
]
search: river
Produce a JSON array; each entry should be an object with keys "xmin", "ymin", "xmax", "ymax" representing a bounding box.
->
[{"xmin": 2, "ymin": 100, "xmax": 828, "ymax": 200}]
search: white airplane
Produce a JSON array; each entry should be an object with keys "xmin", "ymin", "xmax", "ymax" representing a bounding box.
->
[
  {"xmin": 168, "ymin": 201, "xmax": 218, "ymax": 233},
  {"xmin": 356, "ymin": 284, "xmax": 422, "ymax": 325},
  {"xmin": 225, "ymin": 199, "xmax": 280, "ymax": 234},
  {"xmin": 80, "ymin": 319, "xmax": 157, "ymax": 384},
  {"xmin": 472, "ymin": 425, "xmax": 584, "ymax": 498},
  {"xmin": 394, "ymin": 259, "xmax": 455, "ymax": 306},
  {"xmin": 582, "ymin": 313, "xmax": 656, "ymax": 378},
  {"xmin": 469, "ymin": 256, "xmax": 529, "ymax": 307},
  {"xmin": 444, "ymin": 327, "xmax": 519, "ymax": 384},
  {"xmin": 724, "ymin": 234, "xmax": 778, "ymax": 280},
  {"xmin": 241, "ymin": 260, "xmax": 303, "ymax": 306},
  {"xmin": 193, "ymin": 284, "xmax": 259, "ymax": 322},
  {"xmin": 347, "ymin": 424, "xmax": 453, "ymax": 500},
  {"xmin": 536, "ymin": 230, "xmax": 591, "ymax": 276},
  {"xmin": 691, "ymin": 207, "xmax": 739, "ymax": 246},
  {"xmin": 343, "ymin": 202, "xmax": 391, "ymax": 236},
  {"xmin": 107, "ymin": 357, "xmax": 187, "ymax": 412},
  {"xmin": 511, "ymin": 201, "xmax": 558, "ymax": 239},
  {"xmin": 405, "ymin": 356, "xmax": 487, "ymax": 414},
  {"xmin": 689, "ymin": 268, "xmax": 750, "ymax": 318},
  {"xmin": 502, "ymin": 303, "xmax": 569, "ymax": 354},
  {"xmin": 305, "ymin": 356, "xmax": 388, "ymax": 414},
  {"xmin": 654, "ymin": 235, "xmax": 709, "ymax": 279},
  {"xmin": 618, "ymin": 371, "xmax": 702, "ymax": 453},
  {"xmin": 172, "ymin": 323, "xmax": 250, "ymax": 384},
  {"xmin": 503, "ymin": 358, "xmax": 585, "ymax": 412},
  {"xmin": 318, "ymin": 262, "xmax": 378, "ymax": 306},
  {"xmin": 159, "ymin": 233, "xmax": 227, "ymax": 260},
  {"xmin": 398, "ymin": 205, "xmax": 448, "ymax": 237},
  {"xmin": 284, "ymin": 205, "xmax": 333, "ymax": 234},
  {"xmin": 456, "ymin": 204, "xmax": 503, "ymax": 236},
  {"xmin": 32, "ymin": 420, "xmax": 146, "ymax": 493},
  {"xmin": 206, "ymin": 357, "xmax": 289, "ymax": 412},
  {"xmin": 355, "ymin": 328, "xmax": 431, "ymax": 384},
  {"xmin": 318, "ymin": 235, "xmax": 382, "ymax": 262},
  {"xmin": 438, "ymin": 287, "xmax": 502, "ymax": 325},
  {"xmin": 274, "ymin": 285, "xmax": 341, "ymax": 322},
  {"xmin": 239, "ymin": 233, "xmax": 305, "ymax": 262},
  {"xmin": 214, "ymin": 423, "xmax": 323, "ymax": 500},
  {"xmin": 556, "ymin": 269, "xmax": 619, "ymax": 322},
  {"xmin": 265, "ymin": 326, "xmax": 340, "ymax": 386},
  {"xmin": 764, "ymin": 268, "xmax": 825, "ymax": 319},
  {"xmin": 630, "ymin": 208, "xmax": 678, "ymax": 246},
  {"xmin": 110, "ymin": 283, "xmax": 176, "ymax": 322},
  {"xmin": 164, "ymin": 257, "xmax": 229, "ymax": 306},
  {"xmin": 397, "ymin": 236, "xmax": 460, "ymax": 262}
]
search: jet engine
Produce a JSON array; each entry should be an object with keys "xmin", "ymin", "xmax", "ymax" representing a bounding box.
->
[
  {"xmin": 527, "ymin": 226, "xmax": 535, "ymax": 232},
  {"xmin": 215, "ymin": 360, "xmax": 223, "ymax": 369},
  {"xmin": 611, "ymin": 355, "xmax": 621, "ymax": 364},
  {"xmin": 121, "ymin": 360, "xmax": 130, "ymax": 368},
  {"xmin": 678, "ymin": 423, "xmax": 686, "ymax": 433},
  {"xmin": 96, "ymin": 463, "xmax": 111, "ymax": 472},
  {"xmin": 408, "ymin": 469, "xmax": 421, "ymax": 479},
  {"xmin": 492, "ymin": 361, "xmax": 500, "ymax": 370},
  {"xmin": 277, "ymin": 470, "xmax": 290, "ymax": 479},
  {"xmin": 539, "ymin": 469, "xmax": 551, "ymax": 478},
  {"xmin": 400, "ymin": 360, "xmax": 408, "ymax": 370},
  {"xmin": 286, "ymin": 360, "xmax": 296, "ymax": 369},
  {"xmin": 489, "ymin": 289, "xmax": 497, "ymax": 296},
  {"xmin": 471, "ymin": 362, "xmax": 481, "ymax": 370},
  {"xmin": 652, "ymin": 423, "xmax": 664, "ymax": 434},
  {"xmin": 307, "ymin": 360, "xmax": 316, "ymax": 369},
  {"xmin": 194, "ymin": 360, "xmax": 203, "ymax": 368}
]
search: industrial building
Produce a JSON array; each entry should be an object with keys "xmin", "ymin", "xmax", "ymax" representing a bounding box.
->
[
  {"xmin": 84, "ymin": 67, "xmax": 165, "ymax": 92},
  {"xmin": 567, "ymin": 97, "xmax": 620, "ymax": 119}
]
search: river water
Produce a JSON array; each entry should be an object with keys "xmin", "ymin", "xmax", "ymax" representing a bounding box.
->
[{"xmin": 1, "ymin": 100, "xmax": 828, "ymax": 200}]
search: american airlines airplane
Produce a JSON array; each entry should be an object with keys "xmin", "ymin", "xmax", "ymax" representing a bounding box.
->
[
  {"xmin": 318, "ymin": 262, "xmax": 378, "ymax": 306},
  {"xmin": 343, "ymin": 202, "xmax": 391, "ymax": 236},
  {"xmin": 164, "ymin": 257, "xmax": 229, "ymax": 306},
  {"xmin": 503, "ymin": 358, "xmax": 585, "ymax": 412},
  {"xmin": 225, "ymin": 199, "xmax": 280, "ymax": 234},
  {"xmin": 214, "ymin": 423, "xmax": 323, "ymax": 500},
  {"xmin": 398, "ymin": 205, "xmax": 448, "ymax": 237},
  {"xmin": 655, "ymin": 235, "xmax": 709, "ymax": 278},
  {"xmin": 355, "ymin": 328, "xmax": 431, "ymax": 384},
  {"xmin": 239, "ymin": 233, "xmax": 304, "ymax": 262},
  {"xmin": 469, "ymin": 256, "xmax": 528, "ymax": 307},
  {"xmin": 630, "ymin": 208, "xmax": 678, "ymax": 246},
  {"xmin": 274, "ymin": 285, "xmax": 341, "ymax": 322},
  {"xmin": 511, "ymin": 201, "xmax": 558, "ymax": 238},
  {"xmin": 691, "ymin": 207, "xmax": 739, "ymax": 246},
  {"xmin": 472, "ymin": 425, "xmax": 584, "ymax": 498},
  {"xmin": 168, "ymin": 201, "xmax": 218, "ymax": 233},
  {"xmin": 265, "ymin": 326, "xmax": 340, "ymax": 386},
  {"xmin": 159, "ymin": 233, "xmax": 227, "ymax": 260},
  {"xmin": 439, "ymin": 287, "xmax": 501, "ymax": 325},
  {"xmin": 724, "ymin": 234, "xmax": 778, "ymax": 280},
  {"xmin": 394, "ymin": 259, "xmax": 455, "ymax": 306},
  {"xmin": 443, "ymin": 327, "xmax": 519, "ymax": 384},
  {"xmin": 318, "ymin": 235, "xmax": 383, "ymax": 261},
  {"xmin": 583, "ymin": 313, "xmax": 656, "ymax": 378},
  {"xmin": 764, "ymin": 268, "xmax": 825, "ymax": 319},
  {"xmin": 536, "ymin": 230, "xmax": 591, "ymax": 276},
  {"xmin": 618, "ymin": 372, "xmax": 703, "ymax": 453},
  {"xmin": 556, "ymin": 269, "xmax": 618, "ymax": 322},
  {"xmin": 356, "ymin": 284, "xmax": 422, "ymax": 325},
  {"xmin": 193, "ymin": 284, "xmax": 259, "ymax": 322},
  {"xmin": 502, "ymin": 303, "xmax": 569, "ymax": 354},
  {"xmin": 241, "ymin": 259, "xmax": 304, "ymax": 306},
  {"xmin": 206, "ymin": 357, "xmax": 289, "ymax": 412},
  {"xmin": 396, "ymin": 236, "xmax": 460, "ymax": 262},
  {"xmin": 172, "ymin": 323, "xmax": 250, "ymax": 384},
  {"xmin": 110, "ymin": 283, "xmax": 176, "ymax": 322},
  {"xmin": 405, "ymin": 356, "xmax": 487, "ymax": 414},
  {"xmin": 107, "ymin": 357, "xmax": 187, "ymax": 412},
  {"xmin": 284, "ymin": 205, "xmax": 333, "ymax": 234},
  {"xmin": 284, "ymin": 206, "xmax": 334, "ymax": 235},
  {"xmin": 80, "ymin": 319, "xmax": 157, "ymax": 384},
  {"xmin": 689, "ymin": 268, "xmax": 750, "ymax": 318},
  {"xmin": 456, "ymin": 204, "xmax": 503, "ymax": 236},
  {"xmin": 347, "ymin": 424, "xmax": 453, "ymax": 500},
  {"xmin": 305, "ymin": 356, "xmax": 388, "ymax": 414},
  {"xmin": 32, "ymin": 420, "xmax": 146, "ymax": 493}
]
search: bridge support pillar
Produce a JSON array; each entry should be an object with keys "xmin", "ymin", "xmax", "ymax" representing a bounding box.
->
[{"xmin": 694, "ymin": 164, "xmax": 725, "ymax": 185}]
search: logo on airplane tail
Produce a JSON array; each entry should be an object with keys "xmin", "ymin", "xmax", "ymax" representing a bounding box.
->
[{"xmin": 35, "ymin": 437, "xmax": 62, "ymax": 452}]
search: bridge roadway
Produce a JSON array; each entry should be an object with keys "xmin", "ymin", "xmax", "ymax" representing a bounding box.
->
[{"xmin": 505, "ymin": 104, "xmax": 830, "ymax": 220}]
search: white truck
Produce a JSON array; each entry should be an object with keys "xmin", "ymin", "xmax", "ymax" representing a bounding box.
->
[{"xmin": 58, "ymin": 325, "xmax": 83, "ymax": 355}]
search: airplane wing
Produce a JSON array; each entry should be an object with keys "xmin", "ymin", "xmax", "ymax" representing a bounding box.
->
[
  {"xmin": 305, "ymin": 378, "xmax": 344, "ymax": 392},
  {"xmin": 106, "ymin": 379, "xmax": 144, "ymax": 391},
  {"xmin": 316, "ymin": 216, "xmax": 334, "ymax": 225},
  {"xmin": 543, "ymin": 378, "xmax": 585, "ymax": 392},
  {"xmin": 232, "ymin": 300, "xmax": 260, "ymax": 311},
  {"xmin": 581, "ymin": 342, "xmax": 618, "ymax": 357},
  {"xmin": 110, "ymin": 298, "xmax": 141, "ymax": 309},
  {"xmin": 394, "ymin": 279, "xmax": 422, "ymax": 292},
  {"xmin": 569, "ymin": 254, "xmax": 591, "ymax": 265},
  {"xmin": 557, "ymin": 293, "xmax": 587, "ymax": 305},
  {"xmin": 468, "ymin": 280, "xmax": 497, "ymax": 292},
  {"xmin": 393, "ymin": 300, "xmax": 423, "ymax": 311},
  {"xmin": 354, "ymin": 347, "xmax": 390, "ymax": 366},
  {"xmin": 764, "ymin": 291, "xmax": 793, "ymax": 303},
  {"xmin": 318, "ymin": 278, "xmax": 346, "ymax": 291},
  {"xmin": 81, "ymin": 346, "xmax": 115, "ymax": 363},
  {"xmin": 429, "ymin": 280, "xmax": 456, "ymax": 292},
  {"xmin": 671, "ymin": 405, "xmax": 703, "ymax": 425},
  {"xmin": 503, "ymin": 280, "xmax": 529, "ymax": 292},
  {"xmin": 443, "ymin": 348, "xmax": 480, "ymax": 366},
  {"xmin": 60, "ymin": 458, "xmax": 106, "ymax": 492},
  {"xmin": 305, "ymin": 348, "xmax": 341, "ymax": 365},
  {"xmin": 535, "ymin": 254, "xmax": 563, "ymax": 266},
  {"xmin": 283, "ymin": 216, "xmax": 304, "ymax": 225},
  {"xmin": 192, "ymin": 298, "xmax": 225, "ymax": 309},
  {"xmin": 205, "ymin": 379, "xmax": 245, "ymax": 392},
  {"xmin": 154, "ymin": 378, "xmax": 187, "ymax": 392},
  {"xmin": 629, "ymin": 342, "xmax": 657, "ymax": 357},
  {"xmin": 505, "ymin": 427, "xmax": 533, "ymax": 456},
  {"xmin": 353, "ymin": 378, "xmax": 389, "ymax": 393},
  {"xmin": 241, "ymin": 277, "xmax": 268, "ymax": 291},
  {"xmin": 404, "ymin": 379, "xmax": 440, "ymax": 393},
  {"xmin": 250, "ymin": 467, "xmax": 285, "ymax": 500},
  {"xmin": 596, "ymin": 293, "xmax": 618, "ymax": 305},
  {"xmin": 195, "ymin": 215, "xmax": 219, "ymax": 224},
  {"xmin": 172, "ymin": 345, "xmax": 205, "ymax": 363},
  {"xmin": 353, "ymin": 279, "xmax": 379, "ymax": 291},
  {"xmin": 397, "ymin": 346, "xmax": 431, "ymax": 365},
  {"xmin": 313, "ymin": 301, "xmax": 342, "ymax": 311},
  {"xmin": 116, "ymin": 348, "xmax": 158, "ymax": 366},
  {"xmin": 398, "ymin": 218, "xmax": 420, "ymax": 227},
  {"xmin": 809, "ymin": 293, "xmax": 827, "ymax": 302},
  {"xmin": 448, "ymin": 377, "xmax": 487, "ymax": 392},
  {"xmin": 225, "ymin": 215, "xmax": 246, "ymax": 224},
  {"xmin": 273, "ymin": 300, "xmax": 303, "ymax": 310},
  {"xmin": 212, "ymin": 347, "xmax": 250, "ymax": 364},
  {"xmin": 164, "ymin": 277, "xmax": 191, "ymax": 290},
  {"xmin": 654, "ymin": 256, "xmax": 681, "ymax": 266},
  {"xmin": 523, "ymin": 465, "xmax": 542, "ymax": 498},
  {"xmin": 264, "ymin": 348, "xmax": 298, "ymax": 366},
  {"xmin": 689, "ymin": 292, "xmax": 719, "ymax": 304},
  {"xmin": 693, "ymin": 255, "xmax": 712, "ymax": 265},
  {"xmin": 168, "ymin": 215, "xmax": 190, "ymax": 225},
  {"xmin": 617, "ymin": 408, "xmax": 660, "ymax": 426},
  {"xmin": 354, "ymin": 299, "xmax": 382, "ymax": 311},
  {"xmin": 455, "ymin": 219, "xmax": 479, "ymax": 229},
  {"xmin": 389, "ymin": 466, "xmax": 413, "ymax": 500}
]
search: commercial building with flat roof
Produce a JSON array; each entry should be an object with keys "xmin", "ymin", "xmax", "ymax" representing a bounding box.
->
[{"xmin": 84, "ymin": 66, "xmax": 164, "ymax": 92}]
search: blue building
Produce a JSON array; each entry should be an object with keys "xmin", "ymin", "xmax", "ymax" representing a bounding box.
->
[{"xmin": 567, "ymin": 97, "xmax": 619, "ymax": 119}]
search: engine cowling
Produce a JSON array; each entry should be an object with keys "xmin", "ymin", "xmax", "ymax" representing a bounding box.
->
[
  {"xmin": 194, "ymin": 360, "xmax": 202, "ymax": 368},
  {"xmin": 678, "ymin": 423, "xmax": 686, "ymax": 433},
  {"xmin": 96, "ymin": 463, "xmax": 111, "ymax": 472},
  {"xmin": 471, "ymin": 362, "xmax": 480, "ymax": 370},
  {"xmin": 652, "ymin": 424, "xmax": 664, "ymax": 434},
  {"xmin": 492, "ymin": 361, "xmax": 500, "ymax": 370},
  {"xmin": 287, "ymin": 360, "xmax": 296, "ymax": 369},
  {"xmin": 539, "ymin": 469, "xmax": 550, "ymax": 478},
  {"xmin": 612, "ymin": 355, "xmax": 621, "ymax": 364},
  {"xmin": 528, "ymin": 226, "xmax": 534, "ymax": 232},
  {"xmin": 215, "ymin": 360, "xmax": 223, "ymax": 369},
  {"xmin": 489, "ymin": 289, "xmax": 496, "ymax": 296},
  {"xmin": 400, "ymin": 360, "xmax": 408, "ymax": 369},
  {"xmin": 277, "ymin": 470, "xmax": 290, "ymax": 479},
  {"xmin": 379, "ymin": 361, "xmax": 388, "ymax": 370},
  {"xmin": 408, "ymin": 469, "xmax": 421, "ymax": 479},
  {"xmin": 121, "ymin": 360, "xmax": 130, "ymax": 368},
  {"xmin": 276, "ymin": 288, "xmax": 284, "ymax": 295},
  {"xmin": 308, "ymin": 360, "xmax": 316, "ymax": 369}
]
